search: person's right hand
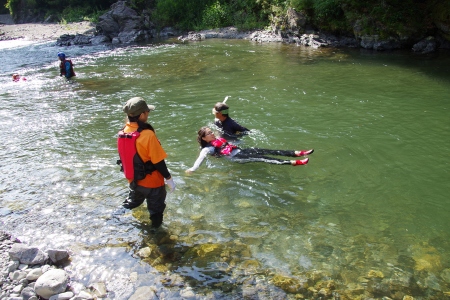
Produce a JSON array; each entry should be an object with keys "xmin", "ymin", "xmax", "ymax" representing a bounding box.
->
[{"xmin": 185, "ymin": 169, "xmax": 193, "ymax": 174}]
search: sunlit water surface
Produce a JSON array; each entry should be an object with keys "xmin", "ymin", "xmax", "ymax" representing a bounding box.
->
[{"xmin": 0, "ymin": 38, "xmax": 449, "ymax": 299}]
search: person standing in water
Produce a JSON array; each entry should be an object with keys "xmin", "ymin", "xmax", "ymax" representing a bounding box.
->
[
  {"xmin": 186, "ymin": 127, "xmax": 313, "ymax": 173},
  {"xmin": 58, "ymin": 52, "xmax": 76, "ymax": 79},
  {"xmin": 117, "ymin": 97, "xmax": 175, "ymax": 228}
]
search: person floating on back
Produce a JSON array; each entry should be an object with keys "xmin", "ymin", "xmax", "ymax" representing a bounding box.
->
[
  {"xmin": 57, "ymin": 52, "xmax": 76, "ymax": 79},
  {"xmin": 12, "ymin": 73, "xmax": 26, "ymax": 82},
  {"xmin": 186, "ymin": 127, "xmax": 313, "ymax": 173},
  {"xmin": 213, "ymin": 101, "xmax": 249, "ymax": 137}
]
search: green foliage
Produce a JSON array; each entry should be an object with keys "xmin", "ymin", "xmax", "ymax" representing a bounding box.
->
[
  {"xmin": 228, "ymin": 0, "xmax": 271, "ymax": 30},
  {"xmin": 5, "ymin": 0, "xmax": 22, "ymax": 15},
  {"xmin": 6, "ymin": 0, "xmax": 113, "ymax": 22},
  {"xmin": 58, "ymin": 6, "xmax": 106, "ymax": 23},
  {"xmin": 61, "ymin": 6, "xmax": 89, "ymax": 22},
  {"xmin": 202, "ymin": 1, "xmax": 230, "ymax": 28},
  {"xmin": 153, "ymin": 0, "xmax": 216, "ymax": 30}
]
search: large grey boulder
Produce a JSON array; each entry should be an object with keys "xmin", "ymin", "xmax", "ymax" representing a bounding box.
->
[
  {"xmin": 9, "ymin": 243, "xmax": 48, "ymax": 265},
  {"xmin": 412, "ymin": 36, "xmax": 438, "ymax": 53},
  {"xmin": 34, "ymin": 269, "xmax": 69, "ymax": 299},
  {"xmin": 286, "ymin": 8, "xmax": 306, "ymax": 34},
  {"xmin": 96, "ymin": 1, "xmax": 151, "ymax": 43}
]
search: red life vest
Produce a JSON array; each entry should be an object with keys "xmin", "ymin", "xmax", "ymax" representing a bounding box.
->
[
  {"xmin": 117, "ymin": 128, "xmax": 155, "ymax": 181},
  {"xmin": 210, "ymin": 138, "xmax": 237, "ymax": 156}
]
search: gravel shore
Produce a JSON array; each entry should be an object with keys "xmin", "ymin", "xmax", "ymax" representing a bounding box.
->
[{"xmin": 0, "ymin": 20, "xmax": 96, "ymax": 42}]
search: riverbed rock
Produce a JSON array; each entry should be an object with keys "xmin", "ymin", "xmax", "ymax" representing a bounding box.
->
[
  {"xmin": 412, "ymin": 36, "xmax": 438, "ymax": 54},
  {"xmin": 21, "ymin": 286, "xmax": 37, "ymax": 300},
  {"xmin": 9, "ymin": 244, "xmax": 48, "ymax": 265},
  {"xmin": 89, "ymin": 282, "xmax": 107, "ymax": 298},
  {"xmin": 48, "ymin": 291, "xmax": 74, "ymax": 300},
  {"xmin": 360, "ymin": 35, "xmax": 403, "ymax": 50},
  {"xmin": 26, "ymin": 267, "xmax": 43, "ymax": 281},
  {"xmin": 34, "ymin": 269, "xmax": 69, "ymax": 299},
  {"xmin": 128, "ymin": 286, "xmax": 156, "ymax": 300},
  {"xmin": 47, "ymin": 249, "xmax": 69, "ymax": 265},
  {"xmin": 9, "ymin": 269, "xmax": 27, "ymax": 281}
]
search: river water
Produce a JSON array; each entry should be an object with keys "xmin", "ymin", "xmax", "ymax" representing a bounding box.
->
[{"xmin": 0, "ymin": 38, "xmax": 449, "ymax": 299}]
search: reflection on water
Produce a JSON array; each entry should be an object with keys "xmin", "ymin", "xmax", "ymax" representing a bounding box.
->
[{"xmin": 1, "ymin": 39, "xmax": 450, "ymax": 298}]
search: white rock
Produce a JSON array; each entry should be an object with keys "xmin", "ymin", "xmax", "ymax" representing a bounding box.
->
[
  {"xmin": 137, "ymin": 247, "xmax": 152, "ymax": 258},
  {"xmin": 49, "ymin": 291, "xmax": 74, "ymax": 300},
  {"xmin": 26, "ymin": 267, "xmax": 43, "ymax": 281},
  {"xmin": 89, "ymin": 282, "xmax": 107, "ymax": 298},
  {"xmin": 42, "ymin": 264, "xmax": 52, "ymax": 273},
  {"xmin": 9, "ymin": 270, "xmax": 27, "ymax": 281},
  {"xmin": 34, "ymin": 269, "xmax": 69, "ymax": 299},
  {"xmin": 180, "ymin": 287, "xmax": 196, "ymax": 299},
  {"xmin": 7, "ymin": 260, "xmax": 20, "ymax": 272},
  {"xmin": 75, "ymin": 290, "xmax": 94, "ymax": 299},
  {"xmin": 129, "ymin": 272, "xmax": 138, "ymax": 282},
  {"xmin": 128, "ymin": 286, "xmax": 156, "ymax": 300},
  {"xmin": 12, "ymin": 284, "xmax": 23, "ymax": 293}
]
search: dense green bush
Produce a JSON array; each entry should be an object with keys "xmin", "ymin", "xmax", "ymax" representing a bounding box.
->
[
  {"xmin": 152, "ymin": 0, "xmax": 216, "ymax": 30},
  {"xmin": 202, "ymin": 1, "xmax": 230, "ymax": 29},
  {"xmin": 5, "ymin": 0, "xmax": 113, "ymax": 22}
]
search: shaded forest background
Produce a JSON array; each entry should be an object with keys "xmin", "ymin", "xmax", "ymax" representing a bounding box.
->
[{"xmin": 2, "ymin": 0, "xmax": 450, "ymax": 40}]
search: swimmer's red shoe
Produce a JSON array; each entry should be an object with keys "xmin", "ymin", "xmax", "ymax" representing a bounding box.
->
[
  {"xmin": 295, "ymin": 149, "xmax": 314, "ymax": 156},
  {"xmin": 293, "ymin": 158, "xmax": 309, "ymax": 166}
]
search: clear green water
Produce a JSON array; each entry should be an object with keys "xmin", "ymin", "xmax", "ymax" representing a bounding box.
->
[{"xmin": 0, "ymin": 39, "xmax": 449, "ymax": 298}]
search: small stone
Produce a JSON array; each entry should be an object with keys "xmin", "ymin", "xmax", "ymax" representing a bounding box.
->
[
  {"xmin": 26, "ymin": 268, "xmax": 43, "ymax": 281},
  {"xmin": 180, "ymin": 287, "xmax": 195, "ymax": 299},
  {"xmin": 137, "ymin": 247, "xmax": 152, "ymax": 258},
  {"xmin": 77, "ymin": 290, "xmax": 94, "ymax": 299},
  {"xmin": 8, "ymin": 260, "xmax": 20, "ymax": 272},
  {"xmin": 9, "ymin": 270, "xmax": 27, "ymax": 281},
  {"xmin": 21, "ymin": 286, "xmax": 36, "ymax": 300},
  {"xmin": 129, "ymin": 272, "xmax": 138, "ymax": 282},
  {"xmin": 49, "ymin": 291, "xmax": 74, "ymax": 300},
  {"xmin": 128, "ymin": 286, "xmax": 156, "ymax": 300},
  {"xmin": 89, "ymin": 282, "xmax": 107, "ymax": 298},
  {"xmin": 12, "ymin": 284, "xmax": 23, "ymax": 293}
]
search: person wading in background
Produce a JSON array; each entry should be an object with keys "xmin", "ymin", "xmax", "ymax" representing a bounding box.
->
[{"xmin": 58, "ymin": 52, "xmax": 76, "ymax": 79}]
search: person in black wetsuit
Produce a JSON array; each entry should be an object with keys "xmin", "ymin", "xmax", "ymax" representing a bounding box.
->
[{"xmin": 213, "ymin": 102, "xmax": 249, "ymax": 137}]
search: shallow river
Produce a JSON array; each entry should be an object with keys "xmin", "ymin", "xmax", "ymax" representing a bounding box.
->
[{"xmin": 0, "ymin": 38, "xmax": 449, "ymax": 299}]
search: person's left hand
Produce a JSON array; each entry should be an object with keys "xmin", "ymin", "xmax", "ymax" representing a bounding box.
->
[{"xmin": 165, "ymin": 177, "xmax": 176, "ymax": 192}]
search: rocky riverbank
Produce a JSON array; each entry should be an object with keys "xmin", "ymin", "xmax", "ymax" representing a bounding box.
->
[
  {"xmin": 1, "ymin": 8, "xmax": 449, "ymax": 55},
  {"xmin": 0, "ymin": 231, "xmax": 109, "ymax": 300}
]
